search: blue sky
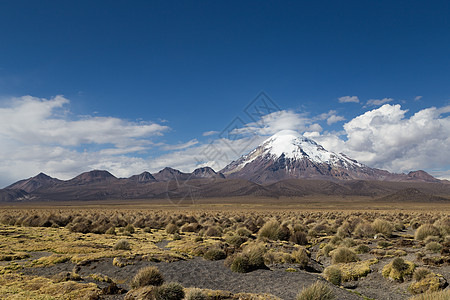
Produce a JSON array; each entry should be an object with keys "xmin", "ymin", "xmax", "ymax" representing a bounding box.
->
[{"xmin": 0, "ymin": 0, "xmax": 449, "ymax": 186}]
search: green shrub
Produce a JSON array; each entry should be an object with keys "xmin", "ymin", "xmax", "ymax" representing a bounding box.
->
[
  {"xmin": 154, "ymin": 282, "xmax": 184, "ymax": 300},
  {"xmin": 113, "ymin": 239, "xmax": 130, "ymax": 250},
  {"xmin": 296, "ymin": 281, "xmax": 334, "ymax": 300},
  {"xmin": 372, "ymin": 219, "xmax": 394, "ymax": 236},
  {"xmin": 131, "ymin": 266, "xmax": 165, "ymax": 288},
  {"xmin": 323, "ymin": 266, "xmax": 342, "ymax": 285},
  {"xmin": 331, "ymin": 247, "xmax": 357, "ymax": 264},
  {"xmin": 203, "ymin": 248, "xmax": 226, "ymax": 261},
  {"xmin": 415, "ymin": 224, "xmax": 440, "ymax": 241}
]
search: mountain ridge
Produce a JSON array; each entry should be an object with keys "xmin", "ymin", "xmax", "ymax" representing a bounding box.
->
[{"xmin": 1, "ymin": 130, "xmax": 448, "ymax": 202}]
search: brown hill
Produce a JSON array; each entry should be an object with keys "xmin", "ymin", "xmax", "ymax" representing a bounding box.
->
[
  {"xmin": 6, "ymin": 172, "xmax": 61, "ymax": 193},
  {"xmin": 376, "ymin": 188, "xmax": 449, "ymax": 202}
]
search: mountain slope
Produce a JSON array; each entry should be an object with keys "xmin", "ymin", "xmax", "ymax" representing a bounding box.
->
[
  {"xmin": 6, "ymin": 173, "xmax": 61, "ymax": 193},
  {"xmin": 221, "ymin": 130, "xmax": 439, "ymax": 183}
]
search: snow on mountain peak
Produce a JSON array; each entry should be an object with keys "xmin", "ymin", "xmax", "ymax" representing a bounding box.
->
[
  {"xmin": 262, "ymin": 130, "xmax": 334, "ymax": 163},
  {"xmin": 225, "ymin": 130, "xmax": 363, "ymax": 173}
]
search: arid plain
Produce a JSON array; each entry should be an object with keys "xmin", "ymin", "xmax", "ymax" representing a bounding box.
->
[{"xmin": 0, "ymin": 196, "xmax": 449, "ymax": 300}]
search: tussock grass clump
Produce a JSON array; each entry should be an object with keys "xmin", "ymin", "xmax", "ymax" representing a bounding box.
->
[
  {"xmin": 165, "ymin": 223, "xmax": 178, "ymax": 234},
  {"xmin": 204, "ymin": 226, "xmax": 222, "ymax": 237},
  {"xmin": 426, "ymin": 242, "xmax": 442, "ymax": 253},
  {"xmin": 434, "ymin": 218, "xmax": 450, "ymax": 236},
  {"xmin": 131, "ymin": 266, "xmax": 164, "ymax": 288},
  {"xmin": 229, "ymin": 254, "xmax": 250, "ymax": 273},
  {"xmin": 236, "ymin": 227, "xmax": 252, "ymax": 237},
  {"xmin": 113, "ymin": 239, "xmax": 131, "ymax": 250},
  {"xmin": 258, "ymin": 219, "xmax": 282, "ymax": 240},
  {"xmin": 292, "ymin": 248, "xmax": 309, "ymax": 268},
  {"xmin": 331, "ymin": 247, "xmax": 357, "ymax": 264},
  {"xmin": 382, "ymin": 258, "xmax": 415, "ymax": 281},
  {"xmin": 413, "ymin": 267, "xmax": 432, "ymax": 281},
  {"xmin": 225, "ymin": 235, "xmax": 247, "ymax": 247},
  {"xmin": 355, "ymin": 244, "xmax": 371, "ymax": 254},
  {"xmin": 415, "ymin": 224, "xmax": 440, "ymax": 241},
  {"xmin": 154, "ymin": 282, "xmax": 185, "ymax": 300},
  {"xmin": 408, "ymin": 290, "xmax": 450, "ymax": 300},
  {"xmin": 228, "ymin": 243, "xmax": 266, "ymax": 273},
  {"xmin": 290, "ymin": 231, "xmax": 308, "ymax": 245},
  {"xmin": 409, "ymin": 272, "xmax": 447, "ymax": 294},
  {"xmin": 372, "ymin": 219, "xmax": 394, "ymax": 236},
  {"xmin": 124, "ymin": 224, "xmax": 135, "ymax": 234},
  {"xmin": 296, "ymin": 281, "xmax": 334, "ymax": 300},
  {"xmin": 327, "ymin": 259, "xmax": 377, "ymax": 282},
  {"xmin": 203, "ymin": 248, "xmax": 226, "ymax": 261},
  {"xmin": 320, "ymin": 244, "xmax": 335, "ymax": 257},
  {"xmin": 105, "ymin": 226, "xmax": 116, "ymax": 235},
  {"xmin": 323, "ymin": 266, "xmax": 342, "ymax": 285},
  {"xmin": 243, "ymin": 243, "xmax": 266, "ymax": 268},
  {"xmin": 185, "ymin": 288, "xmax": 206, "ymax": 300},
  {"xmin": 424, "ymin": 236, "xmax": 440, "ymax": 244}
]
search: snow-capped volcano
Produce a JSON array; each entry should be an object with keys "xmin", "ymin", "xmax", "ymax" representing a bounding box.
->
[{"xmin": 221, "ymin": 130, "xmax": 403, "ymax": 183}]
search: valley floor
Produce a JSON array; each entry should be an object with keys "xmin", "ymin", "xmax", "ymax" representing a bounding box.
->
[{"xmin": 0, "ymin": 198, "xmax": 449, "ymax": 300}]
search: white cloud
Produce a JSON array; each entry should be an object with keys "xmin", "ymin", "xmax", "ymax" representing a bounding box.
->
[
  {"xmin": 326, "ymin": 115, "xmax": 346, "ymax": 125},
  {"xmin": 0, "ymin": 95, "xmax": 169, "ymax": 147},
  {"xmin": 202, "ymin": 130, "xmax": 219, "ymax": 136},
  {"xmin": 161, "ymin": 139, "xmax": 198, "ymax": 151},
  {"xmin": 235, "ymin": 110, "xmax": 317, "ymax": 136},
  {"xmin": 316, "ymin": 110, "xmax": 345, "ymax": 125},
  {"xmin": 0, "ymin": 95, "xmax": 170, "ymax": 187},
  {"xmin": 366, "ymin": 98, "xmax": 393, "ymax": 106},
  {"xmin": 2, "ymin": 96, "xmax": 449, "ymax": 187},
  {"xmin": 414, "ymin": 96, "xmax": 423, "ymax": 101},
  {"xmin": 338, "ymin": 96, "xmax": 359, "ymax": 103},
  {"xmin": 313, "ymin": 104, "xmax": 450, "ymax": 174}
]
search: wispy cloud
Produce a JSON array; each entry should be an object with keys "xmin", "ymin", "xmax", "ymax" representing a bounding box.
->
[
  {"xmin": 161, "ymin": 139, "xmax": 199, "ymax": 151},
  {"xmin": 366, "ymin": 97, "xmax": 393, "ymax": 106},
  {"xmin": 202, "ymin": 130, "xmax": 219, "ymax": 136},
  {"xmin": 338, "ymin": 96, "xmax": 359, "ymax": 103},
  {"xmin": 316, "ymin": 110, "xmax": 345, "ymax": 125}
]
